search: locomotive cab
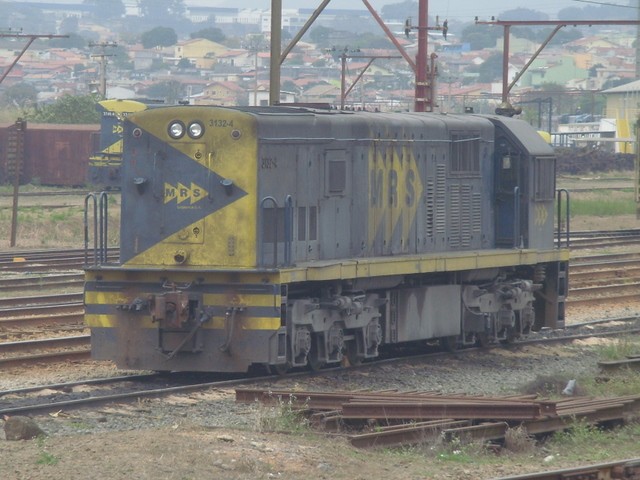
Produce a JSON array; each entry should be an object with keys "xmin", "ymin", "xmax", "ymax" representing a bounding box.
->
[{"xmin": 489, "ymin": 115, "xmax": 557, "ymax": 250}]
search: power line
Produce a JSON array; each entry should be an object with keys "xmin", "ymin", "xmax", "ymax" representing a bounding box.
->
[{"xmin": 573, "ymin": 0, "xmax": 637, "ymax": 9}]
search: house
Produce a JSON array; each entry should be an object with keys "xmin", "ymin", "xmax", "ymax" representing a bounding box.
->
[
  {"xmin": 175, "ymin": 38, "xmax": 229, "ymax": 70},
  {"xmin": 299, "ymin": 83, "xmax": 340, "ymax": 105},
  {"xmin": 601, "ymin": 79, "xmax": 640, "ymax": 152},
  {"xmin": 519, "ymin": 56, "xmax": 588, "ymax": 89},
  {"xmin": 194, "ymin": 81, "xmax": 246, "ymax": 106}
]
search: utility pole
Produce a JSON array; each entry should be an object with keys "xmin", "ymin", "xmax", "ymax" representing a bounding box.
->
[
  {"xmin": 270, "ymin": 0, "xmax": 441, "ymax": 111},
  {"xmin": 337, "ymin": 49, "xmax": 401, "ymax": 110},
  {"xmin": 0, "ymin": 30, "xmax": 67, "ymax": 247},
  {"xmin": 637, "ymin": 0, "xmax": 640, "ymax": 78},
  {"xmin": 269, "ymin": 0, "xmax": 282, "ymax": 105},
  {"xmin": 89, "ymin": 41, "xmax": 117, "ymax": 98},
  {"xmin": 0, "ymin": 30, "xmax": 68, "ymax": 86},
  {"xmin": 246, "ymin": 34, "xmax": 268, "ymax": 106},
  {"xmin": 475, "ymin": 19, "xmax": 640, "ymax": 115},
  {"xmin": 9, "ymin": 118, "xmax": 25, "ymax": 247}
]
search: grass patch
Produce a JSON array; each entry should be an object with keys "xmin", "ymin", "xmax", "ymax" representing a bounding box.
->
[
  {"xmin": 252, "ymin": 394, "xmax": 310, "ymax": 433},
  {"xmin": 35, "ymin": 437, "xmax": 60, "ymax": 466},
  {"xmin": 596, "ymin": 336, "xmax": 640, "ymax": 361},
  {"xmin": 539, "ymin": 418, "xmax": 638, "ymax": 464},
  {"xmin": 0, "ymin": 188, "xmax": 120, "ymax": 249},
  {"xmin": 36, "ymin": 451, "xmax": 59, "ymax": 466},
  {"xmin": 569, "ymin": 197, "xmax": 636, "ymax": 217}
]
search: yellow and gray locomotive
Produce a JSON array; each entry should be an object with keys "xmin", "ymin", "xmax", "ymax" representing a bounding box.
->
[{"xmin": 84, "ymin": 105, "xmax": 569, "ymax": 372}]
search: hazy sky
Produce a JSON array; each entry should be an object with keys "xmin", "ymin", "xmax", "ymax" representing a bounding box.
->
[{"xmin": 204, "ymin": 0, "xmax": 607, "ymax": 23}]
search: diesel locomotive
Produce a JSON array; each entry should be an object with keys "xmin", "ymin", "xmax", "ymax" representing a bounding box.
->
[
  {"xmin": 87, "ymin": 99, "xmax": 148, "ymax": 189},
  {"xmin": 84, "ymin": 105, "xmax": 570, "ymax": 373}
]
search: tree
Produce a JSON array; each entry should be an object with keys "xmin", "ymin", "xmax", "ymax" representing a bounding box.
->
[
  {"xmin": 49, "ymin": 33, "xmax": 87, "ymax": 49},
  {"xmin": 110, "ymin": 45, "xmax": 134, "ymax": 70},
  {"xmin": 309, "ymin": 26, "xmax": 335, "ymax": 46},
  {"xmin": 353, "ymin": 32, "xmax": 392, "ymax": 49},
  {"xmin": 190, "ymin": 27, "xmax": 225, "ymax": 43},
  {"xmin": 460, "ymin": 24, "xmax": 501, "ymax": 50},
  {"xmin": 141, "ymin": 81, "xmax": 185, "ymax": 104},
  {"xmin": 381, "ymin": 1, "xmax": 417, "ymax": 20},
  {"xmin": 83, "ymin": 0, "xmax": 125, "ymax": 19},
  {"xmin": 469, "ymin": 53, "xmax": 503, "ymax": 83},
  {"xmin": 0, "ymin": 82, "xmax": 38, "ymax": 109},
  {"xmin": 29, "ymin": 94, "xmax": 101, "ymax": 124},
  {"xmin": 141, "ymin": 27, "xmax": 178, "ymax": 48},
  {"xmin": 177, "ymin": 57, "xmax": 192, "ymax": 69}
]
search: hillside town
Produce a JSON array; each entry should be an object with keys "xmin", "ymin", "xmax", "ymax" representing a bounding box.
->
[{"xmin": 1, "ymin": 0, "xmax": 639, "ymax": 149}]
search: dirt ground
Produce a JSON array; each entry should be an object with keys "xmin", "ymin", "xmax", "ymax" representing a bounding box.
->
[
  {"xmin": 0, "ymin": 424, "xmax": 543, "ymax": 480},
  {"xmin": 2, "ymin": 330, "xmax": 640, "ymax": 480}
]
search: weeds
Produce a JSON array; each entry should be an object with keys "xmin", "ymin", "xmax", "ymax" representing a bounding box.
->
[
  {"xmin": 35, "ymin": 436, "xmax": 59, "ymax": 466},
  {"xmin": 36, "ymin": 451, "xmax": 59, "ymax": 466},
  {"xmin": 252, "ymin": 394, "xmax": 310, "ymax": 433},
  {"xmin": 542, "ymin": 418, "xmax": 615, "ymax": 463},
  {"xmin": 0, "ymin": 188, "xmax": 121, "ymax": 249},
  {"xmin": 504, "ymin": 425, "xmax": 536, "ymax": 453},
  {"xmin": 596, "ymin": 336, "xmax": 640, "ymax": 361}
]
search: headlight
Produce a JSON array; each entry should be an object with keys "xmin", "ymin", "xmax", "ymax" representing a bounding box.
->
[
  {"xmin": 188, "ymin": 121, "xmax": 204, "ymax": 139},
  {"xmin": 168, "ymin": 121, "xmax": 185, "ymax": 139}
]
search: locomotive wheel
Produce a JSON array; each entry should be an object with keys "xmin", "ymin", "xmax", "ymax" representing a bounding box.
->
[
  {"xmin": 308, "ymin": 355, "xmax": 325, "ymax": 372},
  {"xmin": 269, "ymin": 362, "xmax": 290, "ymax": 376},
  {"xmin": 440, "ymin": 335, "xmax": 459, "ymax": 352},
  {"xmin": 499, "ymin": 328, "xmax": 518, "ymax": 345},
  {"xmin": 307, "ymin": 339, "xmax": 325, "ymax": 372},
  {"xmin": 475, "ymin": 332, "xmax": 490, "ymax": 348},
  {"xmin": 343, "ymin": 341, "xmax": 362, "ymax": 367}
]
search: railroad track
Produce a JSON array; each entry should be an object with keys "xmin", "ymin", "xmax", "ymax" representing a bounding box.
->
[
  {"xmin": 566, "ymin": 228, "xmax": 640, "ymax": 250},
  {"xmin": 569, "ymin": 252, "xmax": 640, "ymax": 307},
  {"xmin": 0, "ymin": 372, "xmax": 251, "ymax": 417},
  {"xmin": 0, "ymin": 254, "xmax": 638, "ymax": 368},
  {"xmin": 0, "ymin": 247, "xmax": 119, "ymax": 272},
  {"xmin": 0, "ymin": 290, "xmax": 87, "ymax": 365},
  {"xmin": 0, "ymin": 272, "xmax": 84, "ymax": 293},
  {"xmin": 2, "ymin": 316, "xmax": 640, "ymax": 410},
  {"xmin": 493, "ymin": 459, "xmax": 640, "ymax": 480}
]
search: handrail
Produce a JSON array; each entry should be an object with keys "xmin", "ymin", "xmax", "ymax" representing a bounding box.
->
[
  {"xmin": 259, "ymin": 195, "xmax": 295, "ymax": 268},
  {"xmin": 284, "ymin": 195, "xmax": 293, "ymax": 266},
  {"xmin": 84, "ymin": 192, "xmax": 109, "ymax": 266},
  {"xmin": 513, "ymin": 186, "xmax": 523, "ymax": 248},
  {"xmin": 556, "ymin": 188, "xmax": 570, "ymax": 248},
  {"xmin": 259, "ymin": 196, "xmax": 279, "ymax": 267}
]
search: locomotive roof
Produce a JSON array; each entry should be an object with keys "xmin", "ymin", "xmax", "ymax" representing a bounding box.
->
[{"xmin": 482, "ymin": 114, "xmax": 554, "ymax": 157}]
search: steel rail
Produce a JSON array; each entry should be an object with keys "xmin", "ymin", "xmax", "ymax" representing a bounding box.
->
[
  {"xmin": 0, "ymin": 335, "xmax": 89, "ymax": 355},
  {"xmin": 0, "ymin": 374, "xmax": 274, "ymax": 417},
  {"xmin": 0, "ymin": 311, "xmax": 84, "ymax": 329},
  {"xmin": 0, "ymin": 373, "xmax": 160, "ymax": 397},
  {"xmin": 0, "ymin": 273, "xmax": 84, "ymax": 292},
  {"xmin": 492, "ymin": 458, "xmax": 640, "ymax": 480},
  {"xmin": 567, "ymin": 293, "xmax": 640, "ymax": 307},
  {"xmin": 0, "ymin": 292, "xmax": 83, "ymax": 308},
  {"xmin": 0, "ymin": 349, "xmax": 91, "ymax": 368}
]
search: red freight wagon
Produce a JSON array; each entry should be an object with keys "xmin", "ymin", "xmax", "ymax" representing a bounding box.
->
[{"xmin": 24, "ymin": 123, "xmax": 99, "ymax": 186}]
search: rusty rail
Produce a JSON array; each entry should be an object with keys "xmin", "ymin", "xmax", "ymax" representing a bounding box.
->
[
  {"xmin": 237, "ymin": 388, "xmax": 640, "ymax": 449},
  {"xmin": 492, "ymin": 458, "xmax": 640, "ymax": 480}
]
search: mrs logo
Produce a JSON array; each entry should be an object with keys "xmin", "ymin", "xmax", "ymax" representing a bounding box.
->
[{"xmin": 164, "ymin": 182, "xmax": 208, "ymax": 205}]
